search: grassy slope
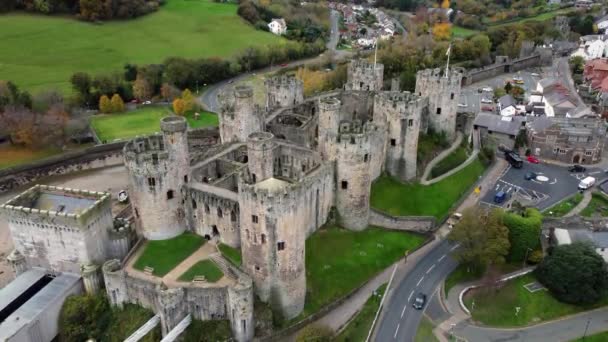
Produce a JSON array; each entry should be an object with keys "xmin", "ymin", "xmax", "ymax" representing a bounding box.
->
[
  {"xmin": 0, "ymin": 0, "xmax": 280, "ymax": 93},
  {"xmin": 570, "ymin": 331, "xmax": 608, "ymax": 342},
  {"xmin": 178, "ymin": 260, "xmax": 223, "ymax": 282},
  {"xmin": 218, "ymin": 243, "xmax": 242, "ymax": 267},
  {"xmin": 415, "ymin": 317, "xmax": 439, "ymax": 342},
  {"xmin": 371, "ymin": 158, "xmax": 485, "ymax": 220},
  {"xmin": 545, "ymin": 193, "xmax": 584, "ymax": 217},
  {"xmin": 465, "ymin": 274, "xmax": 608, "ymax": 327},
  {"xmin": 335, "ymin": 284, "xmax": 387, "ymax": 342},
  {"xmin": 444, "ymin": 264, "xmax": 484, "ymax": 295},
  {"xmin": 133, "ymin": 233, "xmax": 205, "ymax": 276},
  {"xmin": 90, "ymin": 106, "xmax": 218, "ymax": 141},
  {"xmin": 580, "ymin": 193, "xmax": 608, "ymax": 217},
  {"xmin": 0, "ymin": 145, "xmax": 61, "ymax": 170},
  {"xmin": 430, "ymin": 146, "xmax": 468, "ymax": 179},
  {"xmin": 303, "ymin": 226, "xmax": 425, "ymax": 318}
]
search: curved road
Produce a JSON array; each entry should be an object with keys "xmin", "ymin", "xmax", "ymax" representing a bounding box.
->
[{"xmin": 374, "ymin": 240, "xmax": 458, "ymax": 342}]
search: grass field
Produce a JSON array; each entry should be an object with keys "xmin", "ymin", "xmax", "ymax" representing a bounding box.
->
[
  {"xmin": 580, "ymin": 193, "xmax": 608, "ymax": 217},
  {"xmin": 430, "ymin": 146, "xmax": 469, "ymax": 179},
  {"xmin": 335, "ymin": 284, "xmax": 386, "ymax": 342},
  {"xmin": 371, "ymin": 158, "xmax": 486, "ymax": 220},
  {"xmin": 218, "ymin": 243, "xmax": 242, "ymax": 267},
  {"xmin": 302, "ymin": 226, "xmax": 426, "ymax": 319},
  {"xmin": 178, "ymin": 260, "xmax": 223, "ymax": 282},
  {"xmin": 133, "ymin": 233, "xmax": 205, "ymax": 277},
  {"xmin": 0, "ymin": 145, "xmax": 61, "ymax": 170},
  {"xmin": 0, "ymin": 0, "xmax": 281, "ymax": 93},
  {"xmin": 415, "ymin": 317, "xmax": 438, "ymax": 342},
  {"xmin": 465, "ymin": 274, "xmax": 608, "ymax": 327},
  {"xmin": 452, "ymin": 25, "xmax": 480, "ymax": 38},
  {"xmin": 90, "ymin": 106, "xmax": 218, "ymax": 142},
  {"xmin": 545, "ymin": 193, "xmax": 584, "ymax": 217}
]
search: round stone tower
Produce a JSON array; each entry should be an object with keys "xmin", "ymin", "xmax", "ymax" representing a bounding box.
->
[
  {"xmin": 317, "ymin": 97, "xmax": 341, "ymax": 161},
  {"xmin": 220, "ymin": 85, "xmax": 265, "ymax": 143},
  {"xmin": 81, "ymin": 263, "xmax": 101, "ymax": 295},
  {"xmin": 7, "ymin": 249, "xmax": 27, "ymax": 278},
  {"xmin": 124, "ymin": 116, "xmax": 189, "ymax": 240},
  {"xmin": 228, "ymin": 277, "xmax": 255, "ymax": 342},
  {"xmin": 335, "ymin": 120, "xmax": 374, "ymax": 231},
  {"xmin": 247, "ymin": 132, "xmax": 277, "ymax": 184}
]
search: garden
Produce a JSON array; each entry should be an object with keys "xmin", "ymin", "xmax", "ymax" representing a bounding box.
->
[
  {"xmin": 179, "ymin": 260, "xmax": 224, "ymax": 283},
  {"xmin": 132, "ymin": 232, "xmax": 206, "ymax": 277}
]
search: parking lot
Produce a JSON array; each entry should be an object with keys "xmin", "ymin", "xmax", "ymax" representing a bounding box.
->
[{"xmin": 480, "ymin": 160, "xmax": 607, "ymax": 210}]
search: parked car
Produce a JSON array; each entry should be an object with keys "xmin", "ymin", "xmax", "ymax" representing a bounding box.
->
[
  {"xmin": 481, "ymin": 105, "xmax": 494, "ymax": 112},
  {"xmin": 531, "ymin": 72, "xmax": 540, "ymax": 77},
  {"xmin": 412, "ymin": 293, "xmax": 427, "ymax": 310},
  {"xmin": 527, "ymin": 155, "xmax": 540, "ymax": 164},
  {"xmin": 482, "ymin": 86, "xmax": 493, "ymax": 92},
  {"xmin": 280, "ymin": 63, "xmax": 288, "ymax": 67},
  {"xmin": 569, "ymin": 165, "xmax": 586, "ymax": 173},
  {"xmin": 458, "ymin": 103, "xmax": 467, "ymax": 108},
  {"xmin": 447, "ymin": 212, "xmax": 463, "ymax": 229},
  {"xmin": 494, "ymin": 191, "xmax": 507, "ymax": 204},
  {"xmin": 524, "ymin": 172, "xmax": 538, "ymax": 180},
  {"xmin": 142, "ymin": 100, "xmax": 152, "ymax": 105},
  {"xmin": 481, "ymin": 98, "xmax": 493, "ymax": 104},
  {"xmin": 579, "ymin": 176, "xmax": 596, "ymax": 190}
]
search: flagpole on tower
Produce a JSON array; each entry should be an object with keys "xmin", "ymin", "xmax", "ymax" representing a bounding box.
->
[
  {"xmin": 374, "ymin": 38, "xmax": 378, "ymax": 69},
  {"xmin": 444, "ymin": 42, "xmax": 452, "ymax": 78}
]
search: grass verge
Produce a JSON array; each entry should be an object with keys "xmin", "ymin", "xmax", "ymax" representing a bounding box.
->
[
  {"xmin": 133, "ymin": 233, "xmax": 205, "ymax": 277},
  {"xmin": 415, "ymin": 316, "xmax": 439, "ymax": 342},
  {"xmin": 570, "ymin": 331, "xmax": 608, "ymax": 341},
  {"xmin": 444, "ymin": 264, "xmax": 485, "ymax": 295},
  {"xmin": 178, "ymin": 259, "xmax": 223, "ymax": 282},
  {"xmin": 580, "ymin": 192, "xmax": 608, "ymax": 217},
  {"xmin": 335, "ymin": 284, "xmax": 387, "ymax": 341},
  {"xmin": 218, "ymin": 243, "xmax": 242, "ymax": 267},
  {"xmin": 544, "ymin": 193, "xmax": 584, "ymax": 217},
  {"xmin": 0, "ymin": 145, "xmax": 61, "ymax": 170},
  {"xmin": 371, "ymin": 158, "xmax": 486, "ymax": 220}
]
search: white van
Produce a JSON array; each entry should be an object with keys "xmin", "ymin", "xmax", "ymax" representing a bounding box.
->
[{"xmin": 578, "ymin": 176, "xmax": 596, "ymax": 190}]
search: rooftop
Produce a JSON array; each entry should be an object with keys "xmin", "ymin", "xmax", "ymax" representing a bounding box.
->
[
  {"xmin": 254, "ymin": 177, "xmax": 290, "ymax": 192},
  {"xmin": 473, "ymin": 112, "xmax": 525, "ymax": 136}
]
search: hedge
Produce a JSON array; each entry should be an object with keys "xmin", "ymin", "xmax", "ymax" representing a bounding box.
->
[{"xmin": 503, "ymin": 208, "xmax": 542, "ymax": 262}]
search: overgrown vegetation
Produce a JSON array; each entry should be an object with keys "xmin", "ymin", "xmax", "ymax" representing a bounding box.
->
[
  {"xmin": 580, "ymin": 192, "xmax": 608, "ymax": 217},
  {"xmin": 335, "ymin": 284, "xmax": 387, "ymax": 342},
  {"xmin": 295, "ymin": 62, "xmax": 347, "ymax": 96},
  {"xmin": 544, "ymin": 193, "xmax": 584, "ymax": 217},
  {"xmin": 418, "ymin": 128, "xmax": 450, "ymax": 168},
  {"xmin": 181, "ymin": 319, "xmax": 233, "ymax": 342},
  {"xmin": 430, "ymin": 144, "xmax": 469, "ymax": 179},
  {"xmin": 219, "ymin": 243, "xmax": 243, "ymax": 267},
  {"xmin": 133, "ymin": 233, "xmax": 205, "ymax": 277}
]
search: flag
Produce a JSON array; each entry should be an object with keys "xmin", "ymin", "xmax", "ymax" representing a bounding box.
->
[{"xmin": 446, "ymin": 44, "xmax": 451, "ymax": 56}]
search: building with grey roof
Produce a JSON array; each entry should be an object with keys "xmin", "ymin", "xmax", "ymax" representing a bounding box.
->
[{"xmin": 473, "ymin": 112, "xmax": 526, "ymax": 150}]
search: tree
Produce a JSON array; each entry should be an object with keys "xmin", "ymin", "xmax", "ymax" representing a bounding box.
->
[
  {"xmin": 160, "ymin": 83, "xmax": 179, "ymax": 101},
  {"xmin": 181, "ymin": 88, "xmax": 195, "ymax": 112},
  {"xmin": 99, "ymin": 95, "xmax": 112, "ymax": 113},
  {"xmin": 535, "ymin": 243, "xmax": 608, "ymax": 305},
  {"xmin": 296, "ymin": 324, "xmax": 333, "ymax": 342},
  {"xmin": 124, "ymin": 63, "xmax": 138, "ymax": 82},
  {"xmin": 70, "ymin": 72, "xmax": 92, "ymax": 96},
  {"xmin": 110, "ymin": 94, "xmax": 125, "ymax": 113},
  {"xmin": 448, "ymin": 207, "xmax": 511, "ymax": 269},
  {"xmin": 173, "ymin": 98, "xmax": 186, "ymax": 116},
  {"xmin": 504, "ymin": 81, "xmax": 513, "ymax": 94},
  {"xmin": 59, "ymin": 294, "xmax": 111, "ymax": 341},
  {"xmin": 569, "ymin": 56, "xmax": 585, "ymax": 74},
  {"xmin": 132, "ymin": 75, "xmax": 152, "ymax": 101}
]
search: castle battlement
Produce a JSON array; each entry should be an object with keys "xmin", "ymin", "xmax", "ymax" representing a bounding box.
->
[
  {"xmin": 416, "ymin": 68, "xmax": 464, "ymax": 87},
  {"xmin": 264, "ymin": 74, "xmax": 303, "ymax": 88}
]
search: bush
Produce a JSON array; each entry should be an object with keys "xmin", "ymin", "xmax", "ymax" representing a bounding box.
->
[
  {"xmin": 527, "ymin": 250, "xmax": 544, "ymax": 264},
  {"xmin": 296, "ymin": 324, "xmax": 334, "ymax": 342},
  {"xmin": 503, "ymin": 208, "xmax": 542, "ymax": 262}
]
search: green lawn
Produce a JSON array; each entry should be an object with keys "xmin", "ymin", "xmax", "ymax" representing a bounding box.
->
[
  {"xmin": 415, "ymin": 317, "xmax": 438, "ymax": 342},
  {"xmin": 90, "ymin": 106, "xmax": 218, "ymax": 142},
  {"xmin": 545, "ymin": 193, "xmax": 584, "ymax": 217},
  {"xmin": 218, "ymin": 243, "xmax": 242, "ymax": 267},
  {"xmin": 133, "ymin": 233, "xmax": 205, "ymax": 277},
  {"xmin": 452, "ymin": 26, "xmax": 480, "ymax": 38},
  {"xmin": 0, "ymin": 0, "xmax": 281, "ymax": 93},
  {"xmin": 488, "ymin": 8, "xmax": 574, "ymax": 27},
  {"xmin": 465, "ymin": 274, "xmax": 608, "ymax": 327},
  {"xmin": 302, "ymin": 225, "xmax": 426, "ymax": 318},
  {"xmin": 178, "ymin": 259, "xmax": 223, "ymax": 282},
  {"xmin": 570, "ymin": 331, "xmax": 608, "ymax": 342},
  {"xmin": 430, "ymin": 146, "xmax": 469, "ymax": 179},
  {"xmin": 444, "ymin": 264, "xmax": 485, "ymax": 295},
  {"xmin": 0, "ymin": 145, "xmax": 61, "ymax": 170},
  {"xmin": 335, "ymin": 284, "xmax": 387, "ymax": 342},
  {"xmin": 371, "ymin": 158, "xmax": 486, "ymax": 220},
  {"xmin": 580, "ymin": 193, "xmax": 608, "ymax": 217}
]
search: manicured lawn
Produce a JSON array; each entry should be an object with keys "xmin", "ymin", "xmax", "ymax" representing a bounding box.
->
[
  {"xmin": 465, "ymin": 274, "xmax": 608, "ymax": 327},
  {"xmin": 545, "ymin": 193, "xmax": 584, "ymax": 217},
  {"xmin": 580, "ymin": 193, "xmax": 608, "ymax": 217},
  {"xmin": 371, "ymin": 158, "xmax": 486, "ymax": 220},
  {"xmin": 218, "ymin": 243, "xmax": 242, "ymax": 267},
  {"xmin": 90, "ymin": 106, "xmax": 218, "ymax": 142},
  {"xmin": 571, "ymin": 331, "xmax": 608, "ymax": 342},
  {"xmin": 303, "ymin": 225, "xmax": 426, "ymax": 318},
  {"xmin": 0, "ymin": 0, "xmax": 281, "ymax": 94},
  {"xmin": 335, "ymin": 284, "xmax": 386, "ymax": 342},
  {"xmin": 415, "ymin": 316, "xmax": 438, "ymax": 342},
  {"xmin": 133, "ymin": 233, "xmax": 205, "ymax": 277},
  {"xmin": 452, "ymin": 25, "xmax": 480, "ymax": 38},
  {"xmin": 0, "ymin": 145, "xmax": 61, "ymax": 170},
  {"xmin": 430, "ymin": 146, "xmax": 469, "ymax": 179},
  {"xmin": 178, "ymin": 259, "xmax": 223, "ymax": 282}
]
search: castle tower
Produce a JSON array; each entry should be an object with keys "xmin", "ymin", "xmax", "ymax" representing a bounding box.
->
[
  {"xmin": 102, "ymin": 259, "xmax": 128, "ymax": 308},
  {"xmin": 415, "ymin": 68, "xmax": 463, "ymax": 141},
  {"xmin": 238, "ymin": 175, "xmax": 307, "ymax": 319},
  {"xmin": 345, "ymin": 59, "xmax": 384, "ymax": 92},
  {"xmin": 247, "ymin": 132, "xmax": 277, "ymax": 183},
  {"xmin": 157, "ymin": 286, "xmax": 188, "ymax": 336},
  {"xmin": 265, "ymin": 75, "xmax": 304, "ymax": 109},
  {"xmin": 228, "ymin": 277, "xmax": 255, "ymax": 342},
  {"xmin": 7, "ymin": 249, "xmax": 27, "ymax": 278},
  {"xmin": 317, "ymin": 97, "xmax": 341, "ymax": 161},
  {"xmin": 81, "ymin": 263, "xmax": 101, "ymax": 295},
  {"xmin": 220, "ymin": 85, "xmax": 265, "ymax": 143},
  {"xmin": 335, "ymin": 121, "xmax": 374, "ymax": 231},
  {"xmin": 124, "ymin": 116, "xmax": 189, "ymax": 240}
]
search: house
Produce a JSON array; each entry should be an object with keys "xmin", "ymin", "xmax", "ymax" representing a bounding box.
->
[
  {"xmin": 498, "ymin": 94, "xmax": 518, "ymax": 116},
  {"xmin": 268, "ymin": 18, "xmax": 287, "ymax": 35},
  {"xmin": 473, "ymin": 112, "xmax": 526, "ymax": 150},
  {"xmin": 571, "ymin": 35, "xmax": 608, "ymax": 60},
  {"xmin": 596, "ymin": 14, "xmax": 608, "ymax": 33},
  {"xmin": 575, "ymin": 0, "xmax": 594, "ymax": 9},
  {"xmin": 536, "ymin": 78, "xmax": 578, "ymax": 117},
  {"xmin": 583, "ymin": 58, "xmax": 608, "ymax": 91},
  {"xmin": 527, "ymin": 116, "xmax": 607, "ymax": 164}
]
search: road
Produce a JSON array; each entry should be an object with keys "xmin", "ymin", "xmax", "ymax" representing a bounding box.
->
[{"xmin": 374, "ymin": 240, "xmax": 458, "ymax": 342}]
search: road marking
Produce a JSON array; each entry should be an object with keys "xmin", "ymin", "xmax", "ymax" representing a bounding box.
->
[
  {"xmin": 408, "ymin": 290, "xmax": 414, "ymax": 301},
  {"xmin": 394, "ymin": 324, "xmax": 400, "ymax": 339},
  {"xmin": 426, "ymin": 264, "xmax": 436, "ymax": 274},
  {"xmin": 450, "ymin": 244, "xmax": 460, "ymax": 251},
  {"xmin": 416, "ymin": 276, "xmax": 424, "ymax": 287},
  {"xmin": 550, "ymin": 178, "xmax": 557, "ymax": 185},
  {"xmin": 438, "ymin": 254, "xmax": 446, "ymax": 262},
  {"xmin": 401, "ymin": 304, "xmax": 407, "ymax": 318},
  {"xmin": 590, "ymin": 171, "xmax": 601, "ymax": 175}
]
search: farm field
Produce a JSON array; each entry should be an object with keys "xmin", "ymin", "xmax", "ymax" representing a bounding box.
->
[{"xmin": 0, "ymin": 0, "xmax": 280, "ymax": 93}]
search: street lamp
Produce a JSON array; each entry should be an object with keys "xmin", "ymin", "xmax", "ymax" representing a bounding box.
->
[{"xmin": 523, "ymin": 247, "xmax": 533, "ymax": 268}]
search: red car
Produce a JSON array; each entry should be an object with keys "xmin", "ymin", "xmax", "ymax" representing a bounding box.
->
[
  {"xmin": 527, "ymin": 155, "xmax": 540, "ymax": 164},
  {"xmin": 280, "ymin": 63, "xmax": 288, "ymax": 67}
]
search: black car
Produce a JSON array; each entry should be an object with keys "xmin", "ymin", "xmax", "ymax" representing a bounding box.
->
[
  {"xmin": 569, "ymin": 165, "xmax": 586, "ymax": 173},
  {"xmin": 412, "ymin": 293, "xmax": 427, "ymax": 310},
  {"xmin": 524, "ymin": 172, "xmax": 537, "ymax": 180}
]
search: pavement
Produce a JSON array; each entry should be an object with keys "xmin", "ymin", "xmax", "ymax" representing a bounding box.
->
[
  {"xmin": 565, "ymin": 190, "xmax": 593, "ymax": 217},
  {"xmin": 420, "ymin": 132, "xmax": 463, "ymax": 184}
]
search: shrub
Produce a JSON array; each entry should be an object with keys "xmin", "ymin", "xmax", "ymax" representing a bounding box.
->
[
  {"xmin": 296, "ymin": 324, "xmax": 334, "ymax": 342},
  {"xmin": 503, "ymin": 208, "xmax": 542, "ymax": 262}
]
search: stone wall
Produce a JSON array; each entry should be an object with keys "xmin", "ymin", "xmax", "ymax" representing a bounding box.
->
[
  {"xmin": 369, "ymin": 209, "xmax": 436, "ymax": 233},
  {"xmin": 462, "ymin": 50, "xmax": 551, "ymax": 86}
]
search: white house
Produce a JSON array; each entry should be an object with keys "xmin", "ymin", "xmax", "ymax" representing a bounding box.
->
[
  {"xmin": 268, "ymin": 18, "xmax": 287, "ymax": 35},
  {"xmin": 498, "ymin": 94, "xmax": 518, "ymax": 116},
  {"xmin": 596, "ymin": 15, "xmax": 608, "ymax": 33},
  {"xmin": 571, "ymin": 35, "xmax": 608, "ymax": 60},
  {"xmin": 553, "ymin": 228, "xmax": 608, "ymax": 262}
]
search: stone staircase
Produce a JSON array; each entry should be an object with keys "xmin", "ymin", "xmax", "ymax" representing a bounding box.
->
[{"xmin": 209, "ymin": 253, "xmax": 238, "ymax": 282}]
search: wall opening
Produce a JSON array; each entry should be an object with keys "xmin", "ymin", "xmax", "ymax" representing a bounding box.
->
[
  {"xmin": 436, "ymin": 107, "xmax": 442, "ymax": 115},
  {"xmin": 167, "ymin": 190, "xmax": 174, "ymax": 200},
  {"xmin": 341, "ymin": 181, "xmax": 348, "ymax": 189},
  {"xmin": 277, "ymin": 241, "xmax": 285, "ymax": 251},
  {"xmin": 212, "ymin": 225, "xmax": 219, "ymax": 236}
]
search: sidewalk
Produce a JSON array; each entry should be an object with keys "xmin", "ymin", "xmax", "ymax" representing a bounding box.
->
[
  {"xmin": 420, "ymin": 132, "xmax": 463, "ymax": 184},
  {"xmin": 564, "ymin": 190, "xmax": 592, "ymax": 217}
]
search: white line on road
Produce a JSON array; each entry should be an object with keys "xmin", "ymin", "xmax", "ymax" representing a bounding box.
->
[
  {"xmin": 401, "ymin": 304, "xmax": 407, "ymax": 318},
  {"xmin": 426, "ymin": 264, "xmax": 436, "ymax": 274},
  {"xmin": 590, "ymin": 171, "xmax": 601, "ymax": 175},
  {"xmin": 450, "ymin": 244, "xmax": 459, "ymax": 251},
  {"xmin": 408, "ymin": 290, "xmax": 414, "ymax": 302},
  {"xmin": 394, "ymin": 324, "xmax": 400, "ymax": 339},
  {"xmin": 416, "ymin": 276, "xmax": 424, "ymax": 287},
  {"xmin": 438, "ymin": 254, "xmax": 446, "ymax": 262}
]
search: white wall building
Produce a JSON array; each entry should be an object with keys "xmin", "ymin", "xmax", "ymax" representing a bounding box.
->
[
  {"xmin": 268, "ymin": 18, "xmax": 287, "ymax": 35},
  {"xmin": 571, "ymin": 35, "xmax": 608, "ymax": 61}
]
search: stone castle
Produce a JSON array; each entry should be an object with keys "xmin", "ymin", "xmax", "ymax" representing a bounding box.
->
[{"xmin": 1, "ymin": 59, "xmax": 463, "ymax": 341}]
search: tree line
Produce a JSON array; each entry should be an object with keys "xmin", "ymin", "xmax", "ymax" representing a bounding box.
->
[{"xmin": 0, "ymin": 0, "xmax": 162, "ymax": 21}]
